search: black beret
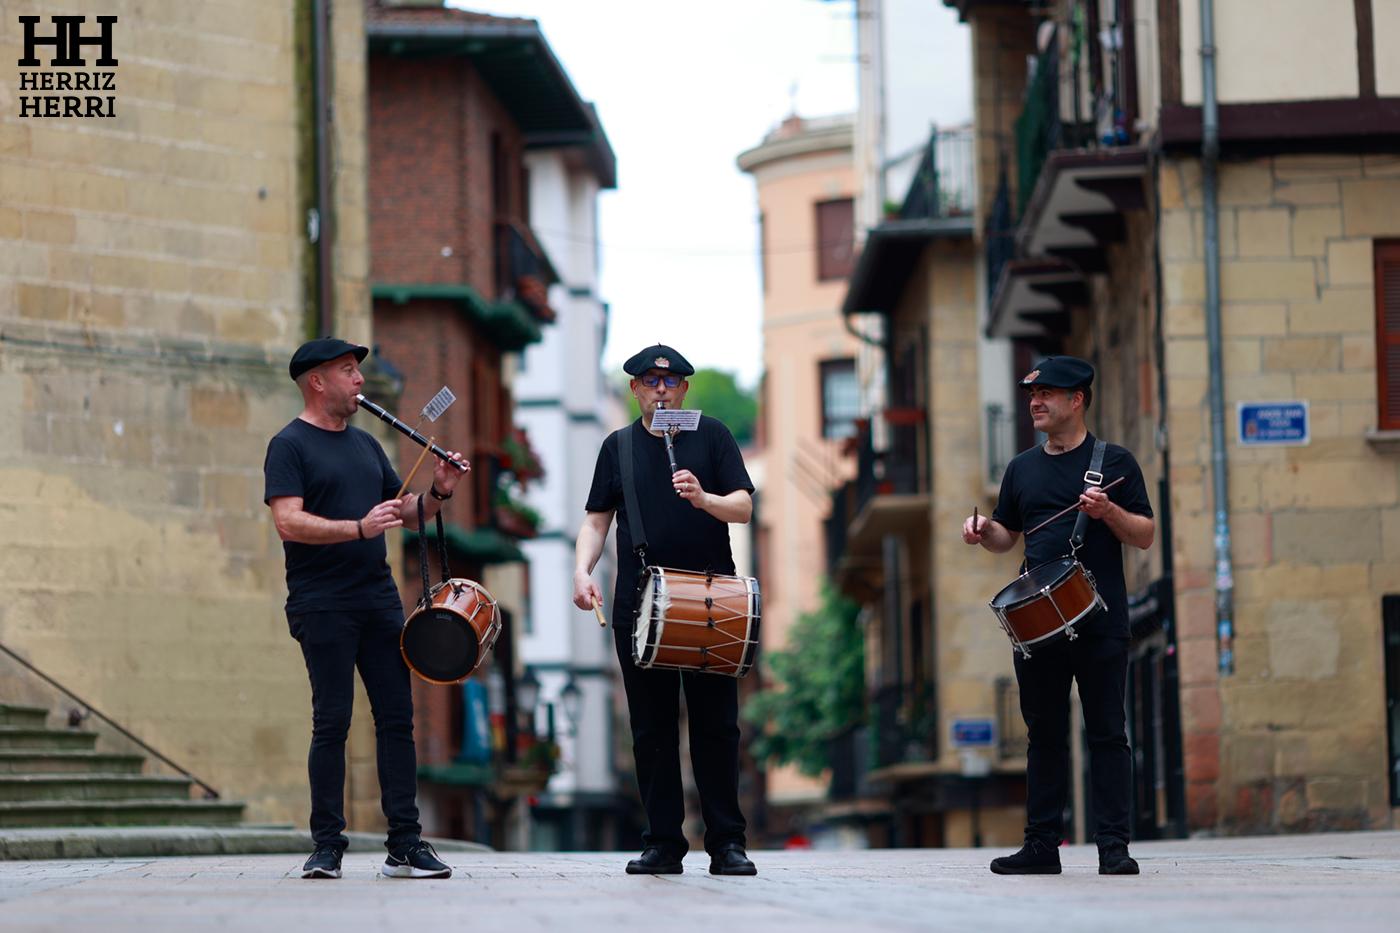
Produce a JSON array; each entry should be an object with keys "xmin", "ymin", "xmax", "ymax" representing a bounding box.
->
[
  {"xmin": 290, "ymin": 338, "xmax": 369, "ymax": 381},
  {"xmin": 1019, "ymin": 356, "xmax": 1094, "ymax": 391},
  {"xmin": 623, "ymin": 344, "xmax": 694, "ymax": 377}
]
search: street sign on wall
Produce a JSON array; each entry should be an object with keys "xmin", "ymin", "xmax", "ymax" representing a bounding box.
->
[
  {"xmin": 950, "ymin": 718, "xmax": 996, "ymax": 748},
  {"xmin": 1237, "ymin": 400, "xmax": 1310, "ymax": 447}
]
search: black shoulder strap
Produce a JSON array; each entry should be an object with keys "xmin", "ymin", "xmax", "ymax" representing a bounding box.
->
[
  {"xmin": 415, "ymin": 495, "xmax": 453, "ymax": 608},
  {"xmin": 618, "ymin": 421, "xmax": 648, "ymax": 562},
  {"xmin": 1070, "ymin": 437, "xmax": 1108, "ymax": 549}
]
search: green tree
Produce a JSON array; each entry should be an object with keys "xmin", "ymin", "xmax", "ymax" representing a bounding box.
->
[
  {"xmin": 741, "ymin": 582, "xmax": 865, "ymax": 777},
  {"xmin": 615, "ymin": 367, "xmax": 758, "ymax": 445}
]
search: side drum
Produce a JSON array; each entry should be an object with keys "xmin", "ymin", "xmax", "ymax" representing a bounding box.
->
[
  {"xmin": 401, "ymin": 579, "xmax": 501, "ymax": 685},
  {"xmin": 633, "ymin": 567, "xmax": 760, "ymax": 677},
  {"xmin": 988, "ymin": 558, "xmax": 1105, "ymax": 658}
]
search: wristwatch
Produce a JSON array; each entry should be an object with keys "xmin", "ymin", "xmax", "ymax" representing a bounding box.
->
[{"xmin": 428, "ymin": 484, "xmax": 452, "ymax": 501}]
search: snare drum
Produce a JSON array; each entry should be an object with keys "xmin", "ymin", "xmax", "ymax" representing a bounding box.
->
[
  {"xmin": 401, "ymin": 579, "xmax": 501, "ymax": 684},
  {"xmin": 633, "ymin": 567, "xmax": 760, "ymax": 677},
  {"xmin": 988, "ymin": 558, "xmax": 1106, "ymax": 658}
]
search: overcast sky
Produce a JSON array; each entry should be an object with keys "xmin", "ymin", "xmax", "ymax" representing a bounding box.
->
[{"xmin": 450, "ymin": 0, "xmax": 971, "ymax": 387}]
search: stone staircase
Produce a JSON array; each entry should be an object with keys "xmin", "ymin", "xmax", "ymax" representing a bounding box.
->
[{"xmin": 0, "ymin": 703, "xmax": 245, "ymax": 828}]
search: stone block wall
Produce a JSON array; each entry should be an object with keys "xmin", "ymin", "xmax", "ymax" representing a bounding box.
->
[
  {"xmin": 0, "ymin": 0, "xmax": 375, "ymax": 828},
  {"xmin": 1161, "ymin": 152, "xmax": 1399, "ymax": 833}
]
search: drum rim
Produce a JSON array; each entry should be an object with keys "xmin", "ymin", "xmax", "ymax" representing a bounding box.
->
[{"xmin": 989, "ymin": 557, "xmax": 1081, "ymax": 612}]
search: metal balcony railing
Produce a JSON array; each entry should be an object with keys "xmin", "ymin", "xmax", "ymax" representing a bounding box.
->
[{"xmin": 899, "ymin": 127, "xmax": 976, "ymax": 220}]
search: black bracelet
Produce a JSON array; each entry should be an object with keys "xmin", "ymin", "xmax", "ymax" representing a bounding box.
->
[
  {"xmin": 357, "ymin": 519, "xmax": 365, "ymax": 540},
  {"xmin": 428, "ymin": 484, "xmax": 452, "ymax": 501}
]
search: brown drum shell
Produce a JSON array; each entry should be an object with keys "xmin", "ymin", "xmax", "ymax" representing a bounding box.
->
[
  {"xmin": 634, "ymin": 568, "xmax": 760, "ymax": 677},
  {"xmin": 401, "ymin": 579, "xmax": 501, "ymax": 685},
  {"xmin": 998, "ymin": 563, "xmax": 1099, "ymax": 647}
]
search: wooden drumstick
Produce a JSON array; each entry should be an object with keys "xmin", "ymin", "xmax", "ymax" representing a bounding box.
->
[
  {"xmin": 591, "ymin": 596, "xmax": 608, "ymax": 628},
  {"xmin": 395, "ymin": 436, "xmax": 435, "ymax": 499},
  {"xmin": 1023, "ymin": 476, "xmax": 1126, "ymax": 536}
]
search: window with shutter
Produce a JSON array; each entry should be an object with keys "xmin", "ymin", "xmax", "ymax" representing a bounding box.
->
[
  {"xmin": 815, "ymin": 198, "xmax": 855, "ymax": 281},
  {"xmin": 1376, "ymin": 241, "xmax": 1400, "ymax": 429}
]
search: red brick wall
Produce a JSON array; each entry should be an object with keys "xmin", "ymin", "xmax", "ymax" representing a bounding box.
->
[{"xmin": 368, "ymin": 57, "xmax": 526, "ymax": 287}]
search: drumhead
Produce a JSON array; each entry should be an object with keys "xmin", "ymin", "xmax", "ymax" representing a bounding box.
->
[
  {"xmin": 633, "ymin": 567, "xmax": 665, "ymax": 665},
  {"xmin": 402, "ymin": 608, "xmax": 479, "ymax": 684},
  {"xmin": 990, "ymin": 558, "xmax": 1077, "ymax": 609}
]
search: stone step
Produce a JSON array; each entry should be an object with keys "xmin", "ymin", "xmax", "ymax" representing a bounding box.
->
[
  {"xmin": 0, "ymin": 750, "xmax": 146, "ymax": 774},
  {"xmin": 0, "ymin": 774, "xmax": 194, "ymax": 802},
  {"xmin": 0, "ymin": 705, "xmax": 52, "ymax": 728},
  {"xmin": 0, "ymin": 799, "xmax": 245, "ymax": 829},
  {"xmin": 0, "ymin": 727, "xmax": 97, "ymax": 751}
]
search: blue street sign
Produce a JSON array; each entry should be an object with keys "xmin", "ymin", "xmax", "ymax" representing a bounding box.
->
[
  {"xmin": 950, "ymin": 718, "xmax": 996, "ymax": 748},
  {"xmin": 1237, "ymin": 400, "xmax": 1310, "ymax": 447}
]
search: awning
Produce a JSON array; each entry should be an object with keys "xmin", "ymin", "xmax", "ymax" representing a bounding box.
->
[
  {"xmin": 372, "ymin": 283, "xmax": 543, "ymax": 353},
  {"xmin": 401, "ymin": 523, "xmax": 525, "ymax": 565}
]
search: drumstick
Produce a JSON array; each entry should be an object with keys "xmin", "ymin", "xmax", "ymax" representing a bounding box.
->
[
  {"xmin": 973, "ymin": 506, "xmax": 979, "ymax": 535},
  {"xmin": 1024, "ymin": 476, "xmax": 1126, "ymax": 536},
  {"xmin": 395, "ymin": 436, "xmax": 435, "ymax": 499},
  {"xmin": 591, "ymin": 596, "xmax": 607, "ymax": 628}
]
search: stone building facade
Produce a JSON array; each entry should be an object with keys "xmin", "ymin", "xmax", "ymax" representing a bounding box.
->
[
  {"xmin": 950, "ymin": 0, "xmax": 1400, "ymax": 837},
  {"xmin": 0, "ymin": 0, "xmax": 374, "ymax": 826}
]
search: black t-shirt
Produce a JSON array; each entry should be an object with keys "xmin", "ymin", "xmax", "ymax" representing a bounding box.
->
[
  {"xmin": 991, "ymin": 433, "xmax": 1153, "ymax": 639},
  {"xmin": 585, "ymin": 416, "xmax": 754, "ymax": 630},
  {"xmin": 263, "ymin": 418, "xmax": 404, "ymax": 615}
]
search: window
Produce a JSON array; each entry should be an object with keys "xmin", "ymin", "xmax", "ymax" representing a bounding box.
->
[
  {"xmin": 1376, "ymin": 240, "xmax": 1400, "ymax": 430},
  {"xmin": 820, "ymin": 358, "xmax": 859, "ymax": 440},
  {"xmin": 815, "ymin": 198, "xmax": 855, "ymax": 281}
]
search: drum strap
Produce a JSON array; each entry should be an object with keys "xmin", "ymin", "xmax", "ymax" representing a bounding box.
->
[
  {"xmin": 1069, "ymin": 437, "xmax": 1108, "ymax": 550},
  {"xmin": 618, "ymin": 421, "xmax": 648, "ymax": 565},
  {"xmin": 415, "ymin": 494, "xmax": 452, "ymax": 609}
]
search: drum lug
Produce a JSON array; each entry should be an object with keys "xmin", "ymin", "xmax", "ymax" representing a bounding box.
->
[
  {"xmin": 1065, "ymin": 625, "xmax": 1078, "ymax": 641},
  {"xmin": 705, "ymin": 597, "xmax": 713, "ymax": 610}
]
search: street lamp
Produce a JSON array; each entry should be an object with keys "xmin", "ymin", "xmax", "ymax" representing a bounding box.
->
[{"xmin": 560, "ymin": 677, "xmax": 582, "ymax": 732}]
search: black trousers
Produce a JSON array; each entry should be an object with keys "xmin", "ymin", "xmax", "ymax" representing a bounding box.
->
[
  {"xmin": 614, "ymin": 627, "xmax": 746, "ymax": 858},
  {"xmin": 289, "ymin": 608, "xmax": 422, "ymax": 851},
  {"xmin": 1013, "ymin": 633, "xmax": 1131, "ymax": 849}
]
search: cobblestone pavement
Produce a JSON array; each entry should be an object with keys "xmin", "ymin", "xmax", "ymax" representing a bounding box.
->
[{"xmin": 0, "ymin": 831, "xmax": 1397, "ymax": 932}]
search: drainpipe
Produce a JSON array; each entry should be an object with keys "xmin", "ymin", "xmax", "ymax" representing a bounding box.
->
[
  {"xmin": 312, "ymin": 0, "xmax": 334, "ymax": 337},
  {"xmin": 1199, "ymin": 0, "xmax": 1234, "ymax": 675}
]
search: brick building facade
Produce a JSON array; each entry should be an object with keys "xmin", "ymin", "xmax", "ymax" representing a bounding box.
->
[{"xmin": 364, "ymin": 0, "xmax": 610, "ymax": 846}]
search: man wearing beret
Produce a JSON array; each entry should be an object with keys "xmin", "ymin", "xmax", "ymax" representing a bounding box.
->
[
  {"xmin": 962, "ymin": 357, "xmax": 1154, "ymax": 876},
  {"xmin": 572, "ymin": 344, "xmax": 758, "ymax": 876},
  {"xmin": 264, "ymin": 338, "xmax": 466, "ymax": 880}
]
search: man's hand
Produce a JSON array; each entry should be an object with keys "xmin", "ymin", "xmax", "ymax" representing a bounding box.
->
[
  {"xmin": 361, "ymin": 499, "xmax": 405, "ymax": 538},
  {"xmin": 573, "ymin": 569, "xmax": 603, "ymax": 612},
  {"xmin": 672, "ymin": 468, "xmax": 705, "ymax": 507},
  {"xmin": 1078, "ymin": 485, "xmax": 1114, "ymax": 520},
  {"xmin": 962, "ymin": 512, "xmax": 989, "ymax": 545},
  {"xmin": 430, "ymin": 448, "xmax": 469, "ymax": 496}
]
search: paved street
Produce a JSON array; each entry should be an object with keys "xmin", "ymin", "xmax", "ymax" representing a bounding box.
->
[{"xmin": 0, "ymin": 831, "xmax": 1397, "ymax": 932}]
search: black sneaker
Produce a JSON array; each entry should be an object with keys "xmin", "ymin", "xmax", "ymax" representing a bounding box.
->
[
  {"xmin": 989, "ymin": 838, "xmax": 1062, "ymax": 875},
  {"xmin": 382, "ymin": 839, "xmax": 452, "ymax": 878},
  {"xmin": 1099, "ymin": 842, "xmax": 1140, "ymax": 875},
  {"xmin": 301, "ymin": 844, "xmax": 344, "ymax": 879}
]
